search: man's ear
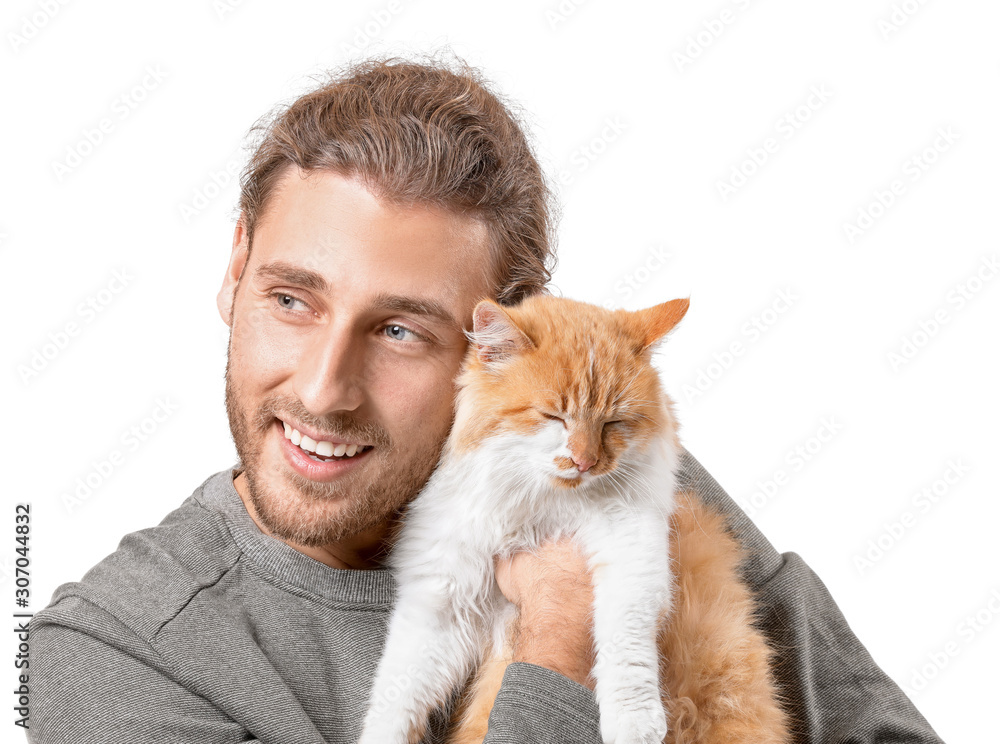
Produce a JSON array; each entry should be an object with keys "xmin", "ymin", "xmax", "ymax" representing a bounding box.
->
[{"xmin": 217, "ymin": 218, "xmax": 250, "ymax": 327}]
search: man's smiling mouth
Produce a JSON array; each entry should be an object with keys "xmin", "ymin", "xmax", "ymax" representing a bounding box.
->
[{"xmin": 279, "ymin": 418, "xmax": 373, "ymax": 462}]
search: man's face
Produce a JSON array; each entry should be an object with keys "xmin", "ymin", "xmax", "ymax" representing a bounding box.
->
[{"xmin": 217, "ymin": 167, "xmax": 492, "ymax": 557}]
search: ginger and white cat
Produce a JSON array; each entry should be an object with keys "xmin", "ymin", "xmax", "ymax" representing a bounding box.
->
[{"xmin": 358, "ymin": 294, "xmax": 789, "ymax": 744}]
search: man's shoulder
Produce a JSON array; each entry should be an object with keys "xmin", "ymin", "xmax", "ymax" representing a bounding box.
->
[{"xmin": 33, "ymin": 467, "xmax": 244, "ymax": 646}]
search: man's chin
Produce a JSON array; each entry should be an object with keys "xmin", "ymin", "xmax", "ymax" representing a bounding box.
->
[{"xmin": 240, "ymin": 464, "xmax": 398, "ymax": 548}]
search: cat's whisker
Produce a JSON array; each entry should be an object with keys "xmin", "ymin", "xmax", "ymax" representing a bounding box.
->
[{"xmin": 606, "ymin": 462, "xmax": 675, "ymax": 522}]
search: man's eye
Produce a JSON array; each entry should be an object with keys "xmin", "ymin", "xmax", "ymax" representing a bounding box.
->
[
  {"xmin": 383, "ymin": 324, "xmax": 421, "ymax": 342},
  {"xmin": 271, "ymin": 292, "xmax": 307, "ymax": 312}
]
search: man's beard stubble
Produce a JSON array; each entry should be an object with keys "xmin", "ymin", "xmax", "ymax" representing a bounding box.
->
[{"xmin": 223, "ymin": 352, "xmax": 448, "ymax": 549}]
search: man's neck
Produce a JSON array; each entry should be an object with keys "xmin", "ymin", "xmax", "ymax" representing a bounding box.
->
[{"xmin": 232, "ymin": 470, "xmax": 397, "ymax": 570}]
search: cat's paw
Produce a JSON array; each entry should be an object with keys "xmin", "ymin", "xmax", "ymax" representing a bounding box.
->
[
  {"xmin": 357, "ymin": 713, "xmax": 415, "ymax": 744},
  {"xmin": 357, "ymin": 724, "xmax": 409, "ymax": 744},
  {"xmin": 600, "ymin": 699, "xmax": 668, "ymax": 744}
]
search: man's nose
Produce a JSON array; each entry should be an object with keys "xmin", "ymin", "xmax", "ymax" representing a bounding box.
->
[{"xmin": 292, "ymin": 325, "xmax": 365, "ymax": 414}]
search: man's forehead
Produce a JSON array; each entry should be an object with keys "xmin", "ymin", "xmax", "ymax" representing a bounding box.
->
[{"xmin": 249, "ymin": 168, "xmax": 495, "ymax": 314}]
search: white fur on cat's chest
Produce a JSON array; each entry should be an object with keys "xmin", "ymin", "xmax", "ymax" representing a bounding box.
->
[{"xmin": 360, "ymin": 421, "xmax": 681, "ymax": 744}]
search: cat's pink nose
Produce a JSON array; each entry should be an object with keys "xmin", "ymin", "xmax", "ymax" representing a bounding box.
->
[{"xmin": 574, "ymin": 456, "xmax": 597, "ymax": 472}]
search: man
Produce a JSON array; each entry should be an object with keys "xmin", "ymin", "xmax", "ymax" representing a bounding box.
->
[{"xmin": 30, "ymin": 56, "xmax": 944, "ymax": 743}]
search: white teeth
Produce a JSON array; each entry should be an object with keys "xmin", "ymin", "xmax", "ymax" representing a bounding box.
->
[{"xmin": 281, "ymin": 420, "xmax": 367, "ymax": 459}]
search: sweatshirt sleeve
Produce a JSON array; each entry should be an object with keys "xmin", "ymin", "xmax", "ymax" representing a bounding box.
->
[
  {"xmin": 28, "ymin": 619, "xmax": 255, "ymax": 744},
  {"xmin": 752, "ymin": 551, "xmax": 945, "ymax": 743},
  {"xmin": 481, "ymin": 662, "xmax": 602, "ymax": 743},
  {"xmin": 677, "ymin": 447, "xmax": 946, "ymax": 744}
]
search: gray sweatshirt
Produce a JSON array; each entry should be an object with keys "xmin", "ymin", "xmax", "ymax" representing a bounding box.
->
[{"xmin": 27, "ymin": 449, "xmax": 944, "ymax": 743}]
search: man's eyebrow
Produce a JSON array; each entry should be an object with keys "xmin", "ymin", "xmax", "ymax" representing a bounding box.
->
[
  {"xmin": 365, "ymin": 292, "xmax": 463, "ymax": 334},
  {"xmin": 253, "ymin": 261, "xmax": 329, "ymax": 293},
  {"xmin": 253, "ymin": 261, "xmax": 463, "ymax": 334}
]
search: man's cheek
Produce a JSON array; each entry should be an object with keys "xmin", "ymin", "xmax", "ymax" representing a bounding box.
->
[
  {"xmin": 238, "ymin": 322, "xmax": 303, "ymax": 375},
  {"xmin": 387, "ymin": 383, "xmax": 453, "ymax": 437},
  {"xmin": 231, "ymin": 303, "xmax": 274, "ymax": 348}
]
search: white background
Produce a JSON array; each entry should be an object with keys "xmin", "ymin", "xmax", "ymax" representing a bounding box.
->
[{"xmin": 3, "ymin": 0, "xmax": 997, "ymax": 740}]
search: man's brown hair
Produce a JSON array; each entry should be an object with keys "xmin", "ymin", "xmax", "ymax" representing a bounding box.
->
[{"xmin": 238, "ymin": 54, "xmax": 556, "ymax": 306}]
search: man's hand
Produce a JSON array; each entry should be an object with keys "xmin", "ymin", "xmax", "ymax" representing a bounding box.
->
[{"xmin": 494, "ymin": 536, "xmax": 597, "ymax": 691}]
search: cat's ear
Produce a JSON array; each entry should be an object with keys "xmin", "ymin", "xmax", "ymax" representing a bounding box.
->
[
  {"xmin": 636, "ymin": 297, "xmax": 690, "ymax": 351},
  {"xmin": 467, "ymin": 299, "xmax": 535, "ymax": 365}
]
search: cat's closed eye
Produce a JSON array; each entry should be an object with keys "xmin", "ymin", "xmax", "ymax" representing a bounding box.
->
[
  {"xmin": 538, "ymin": 410, "xmax": 565, "ymax": 425},
  {"xmin": 537, "ymin": 410, "xmax": 626, "ymax": 429}
]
